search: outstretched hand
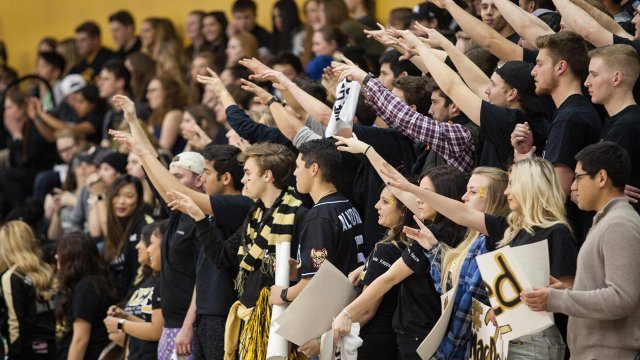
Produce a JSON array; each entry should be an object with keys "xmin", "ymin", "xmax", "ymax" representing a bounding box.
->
[
  {"xmin": 380, "ymin": 162, "xmax": 415, "ymax": 192},
  {"xmin": 109, "ymin": 129, "xmax": 149, "ymax": 156},
  {"xmin": 421, "ymin": 27, "xmax": 453, "ymax": 49},
  {"xmin": 251, "ymin": 69, "xmax": 292, "ymax": 91},
  {"xmin": 331, "ymin": 61, "xmax": 367, "ymax": 84},
  {"xmin": 239, "ymin": 57, "xmax": 272, "ymax": 75},
  {"xmin": 112, "ymin": 95, "xmax": 136, "ymax": 120},
  {"xmin": 403, "ymin": 215, "xmax": 438, "ymax": 250},
  {"xmin": 166, "ymin": 190, "xmax": 206, "ymax": 221},
  {"xmin": 334, "ymin": 133, "xmax": 369, "ymax": 154},
  {"xmin": 240, "ymin": 78, "xmax": 273, "ymax": 105},
  {"xmin": 196, "ymin": 67, "xmax": 226, "ymax": 94}
]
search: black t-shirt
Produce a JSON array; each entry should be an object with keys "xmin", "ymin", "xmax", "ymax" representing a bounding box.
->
[
  {"xmin": 479, "ymin": 101, "xmax": 551, "ymax": 169},
  {"xmin": 602, "ymin": 105, "xmax": 640, "ymax": 211},
  {"xmin": 506, "ymin": 32, "xmax": 521, "ymax": 44},
  {"xmin": 352, "ymin": 125, "xmax": 416, "ymax": 256},
  {"xmin": 112, "ymin": 37, "xmax": 142, "ymax": 61},
  {"xmin": 56, "ymin": 277, "xmax": 112, "ymax": 360},
  {"xmin": 125, "ymin": 274, "xmax": 160, "ymax": 360},
  {"xmin": 522, "ymin": 48, "xmax": 539, "ymax": 64},
  {"xmin": 484, "ymin": 214, "xmax": 578, "ymax": 278},
  {"xmin": 194, "ymin": 195, "xmax": 253, "ymax": 316},
  {"xmin": 613, "ymin": 34, "xmax": 640, "ymax": 55},
  {"xmin": 543, "ymin": 94, "xmax": 602, "ymax": 170},
  {"xmin": 394, "ymin": 240, "xmax": 441, "ymax": 339},
  {"xmin": 360, "ymin": 242, "xmax": 403, "ymax": 335},
  {"xmin": 160, "ymin": 210, "xmax": 198, "ymax": 328},
  {"xmin": 69, "ymin": 47, "xmax": 114, "ymax": 82},
  {"xmin": 298, "ymin": 193, "xmax": 365, "ymax": 278}
]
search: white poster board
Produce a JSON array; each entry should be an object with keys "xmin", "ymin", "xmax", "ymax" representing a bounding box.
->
[
  {"xmin": 416, "ymin": 288, "xmax": 457, "ymax": 359},
  {"xmin": 275, "ymin": 261, "xmax": 358, "ymax": 346},
  {"xmin": 476, "ymin": 240, "xmax": 554, "ymax": 342}
]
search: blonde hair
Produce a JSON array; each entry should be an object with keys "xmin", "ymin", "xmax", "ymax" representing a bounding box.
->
[
  {"xmin": 500, "ymin": 157, "xmax": 570, "ymax": 247},
  {"xmin": 441, "ymin": 167, "xmax": 509, "ymax": 289},
  {"xmin": 0, "ymin": 221, "xmax": 56, "ymax": 300}
]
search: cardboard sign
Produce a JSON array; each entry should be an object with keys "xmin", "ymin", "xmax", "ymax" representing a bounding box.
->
[
  {"xmin": 275, "ymin": 261, "xmax": 358, "ymax": 346},
  {"xmin": 469, "ymin": 299, "xmax": 509, "ymax": 360},
  {"xmin": 476, "ymin": 240, "xmax": 554, "ymax": 342}
]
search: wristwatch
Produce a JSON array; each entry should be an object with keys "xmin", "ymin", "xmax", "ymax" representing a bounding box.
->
[
  {"xmin": 266, "ymin": 96, "xmax": 282, "ymax": 106},
  {"xmin": 280, "ymin": 288, "xmax": 290, "ymax": 304},
  {"xmin": 117, "ymin": 319, "xmax": 125, "ymax": 333},
  {"xmin": 363, "ymin": 72, "xmax": 375, "ymax": 85}
]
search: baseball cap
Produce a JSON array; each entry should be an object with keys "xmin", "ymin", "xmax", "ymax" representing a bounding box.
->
[
  {"xmin": 170, "ymin": 151, "xmax": 205, "ymax": 175},
  {"xmin": 59, "ymin": 74, "xmax": 86, "ymax": 98},
  {"xmin": 495, "ymin": 61, "xmax": 544, "ymax": 112},
  {"xmin": 495, "ymin": 61, "xmax": 536, "ymax": 96}
]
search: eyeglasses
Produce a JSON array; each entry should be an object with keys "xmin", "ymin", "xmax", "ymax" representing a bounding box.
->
[{"xmin": 573, "ymin": 172, "xmax": 592, "ymax": 182}]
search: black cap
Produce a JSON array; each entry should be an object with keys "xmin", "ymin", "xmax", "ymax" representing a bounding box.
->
[
  {"xmin": 99, "ymin": 151, "xmax": 128, "ymax": 174},
  {"xmin": 495, "ymin": 61, "xmax": 545, "ymax": 113},
  {"xmin": 495, "ymin": 61, "xmax": 536, "ymax": 96}
]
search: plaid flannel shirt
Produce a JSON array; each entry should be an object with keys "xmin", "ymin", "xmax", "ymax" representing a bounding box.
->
[
  {"xmin": 364, "ymin": 78, "xmax": 475, "ymax": 173},
  {"xmin": 426, "ymin": 235, "xmax": 490, "ymax": 360}
]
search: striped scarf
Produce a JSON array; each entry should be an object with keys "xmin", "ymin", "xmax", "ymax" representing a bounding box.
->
[{"xmin": 235, "ymin": 187, "xmax": 302, "ymax": 293}]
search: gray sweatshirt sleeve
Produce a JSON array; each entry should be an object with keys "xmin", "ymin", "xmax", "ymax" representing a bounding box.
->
[
  {"xmin": 547, "ymin": 220, "xmax": 640, "ymax": 320},
  {"xmin": 292, "ymin": 126, "xmax": 323, "ymax": 148}
]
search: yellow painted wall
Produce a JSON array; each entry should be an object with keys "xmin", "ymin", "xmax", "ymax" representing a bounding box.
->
[{"xmin": 0, "ymin": 0, "xmax": 418, "ymax": 75}]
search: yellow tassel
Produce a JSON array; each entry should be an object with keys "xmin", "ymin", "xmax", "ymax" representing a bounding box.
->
[{"xmin": 239, "ymin": 287, "xmax": 271, "ymax": 360}]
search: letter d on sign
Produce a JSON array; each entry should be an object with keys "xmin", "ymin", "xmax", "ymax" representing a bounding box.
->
[{"xmin": 491, "ymin": 253, "xmax": 523, "ymax": 315}]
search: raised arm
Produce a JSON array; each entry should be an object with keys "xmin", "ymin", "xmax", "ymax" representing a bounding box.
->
[
  {"xmin": 109, "ymin": 125, "xmax": 214, "ymax": 216},
  {"xmin": 257, "ymin": 69, "xmax": 334, "ymax": 126},
  {"xmin": 493, "ymin": 0, "xmax": 555, "ymax": 46},
  {"xmin": 434, "ymin": 0, "xmax": 523, "ymax": 61},
  {"xmin": 197, "ymin": 68, "xmax": 237, "ymax": 110},
  {"xmin": 552, "ymin": 0, "xmax": 626, "ymax": 46},
  {"xmin": 404, "ymin": 33, "xmax": 483, "ymax": 126},
  {"xmin": 569, "ymin": 0, "xmax": 633, "ymax": 40},
  {"xmin": 421, "ymin": 26, "xmax": 491, "ymax": 99},
  {"xmin": 240, "ymin": 79, "xmax": 303, "ymax": 141},
  {"xmin": 334, "ymin": 135, "xmax": 420, "ymax": 216},
  {"xmin": 382, "ymin": 162, "xmax": 488, "ymax": 234},
  {"xmin": 333, "ymin": 61, "xmax": 475, "ymax": 172}
]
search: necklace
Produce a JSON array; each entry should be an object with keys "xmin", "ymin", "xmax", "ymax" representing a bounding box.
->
[{"xmin": 318, "ymin": 188, "xmax": 337, "ymax": 201}]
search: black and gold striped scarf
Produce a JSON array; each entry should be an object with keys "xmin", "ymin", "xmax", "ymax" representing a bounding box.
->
[{"xmin": 236, "ymin": 187, "xmax": 302, "ymax": 283}]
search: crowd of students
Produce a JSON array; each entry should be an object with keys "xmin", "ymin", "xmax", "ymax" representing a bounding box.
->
[{"xmin": 0, "ymin": 0, "xmax": 639, "ymax": 359}]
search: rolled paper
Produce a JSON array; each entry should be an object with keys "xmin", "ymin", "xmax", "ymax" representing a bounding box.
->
[{"xmin": 267, "ymin": 242, "xmax": 291, "ymax": 360}]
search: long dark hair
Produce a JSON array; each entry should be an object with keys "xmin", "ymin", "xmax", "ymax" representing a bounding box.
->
[
  {"xmin": 272, "ymin": 0, "xmax": 303, "ymax": 54},
  {"xmin": 104, "ymin": 175, "xmax": 145, "ymax": 262},
  {"xmin": 55, "ymin": 232, "xmax": 116, "ymax": 322},
  {"xmin": 419, "ymin": 165, "xmax": 468, "ymax": 248}
]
